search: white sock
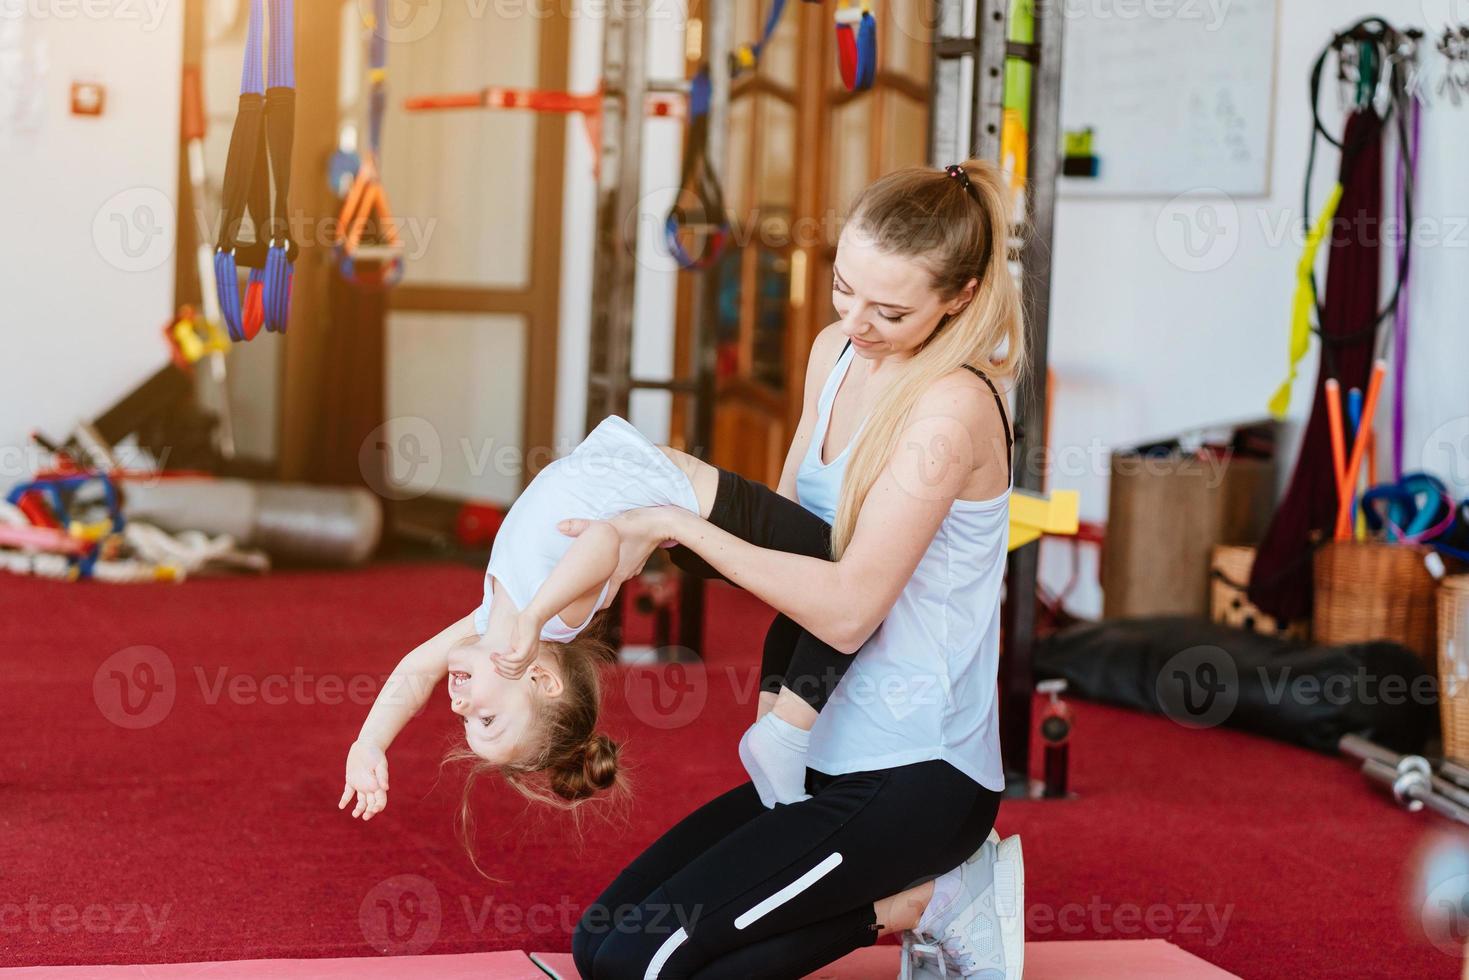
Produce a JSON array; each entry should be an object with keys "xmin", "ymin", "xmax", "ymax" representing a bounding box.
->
[
  {"xmin": 916, "ymin": 865, "xmax": 965, "ymax": 939},
  {"xmin": 739, "ymin": 713, "xmax": 812, "ymax": 807}
]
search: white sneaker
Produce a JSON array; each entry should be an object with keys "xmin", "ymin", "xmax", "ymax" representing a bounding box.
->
[
  {"xmin": 900, "ymin": 931, "xmax": 948, "ymax": 979},
  {"xmin": 906, "ymin": 833, "xmax": 1024, "ymax": 979}
]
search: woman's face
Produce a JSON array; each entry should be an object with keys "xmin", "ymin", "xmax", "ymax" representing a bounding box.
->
[
  {"xmin": 830, "ymin": 228, "xmax": 975, "ymax": 360},
  {"xmin": 446, "ymin": 638, "xmax": 557, "ymax": 766}
]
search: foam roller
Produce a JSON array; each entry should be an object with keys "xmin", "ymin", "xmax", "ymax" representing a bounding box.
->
[{"xmin": 123, "ymin": 479, "xmax": 381, "ymax": 566}]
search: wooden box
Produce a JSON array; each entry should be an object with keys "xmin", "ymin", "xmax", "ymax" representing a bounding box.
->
[{"xmin": 1102, "ymin": 452, "xmax": 1275, "ymax": 620}]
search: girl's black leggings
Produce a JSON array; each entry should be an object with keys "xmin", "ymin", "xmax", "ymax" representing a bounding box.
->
[
  {"xmin": 666, "ymin": 467, "xmax": 850, "ymax": 711},
  {"xmin": 573, "ymin": 468, "xmax": 1002, "ymax": 978}
]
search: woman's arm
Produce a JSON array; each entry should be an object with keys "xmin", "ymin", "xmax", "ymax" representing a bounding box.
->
[
  {"xmin": 775, "ymin": 325, "xmax": 846, "ymax": 500},
  {"xmin": 660, "ymin": 378, "xmax": 1003, "ymax": 654}
]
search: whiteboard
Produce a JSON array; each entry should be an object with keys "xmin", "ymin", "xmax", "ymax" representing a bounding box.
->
[{"xmin": 1058, "ymin": 0, "xmax": 1279, "ymax": 197}]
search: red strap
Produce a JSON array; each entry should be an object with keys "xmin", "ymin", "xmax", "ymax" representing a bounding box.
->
[
  {"xmin": 17, "ymin": 492, "xmax": 59, "ymax": 529},
  {"xmin": 837, "ymin": 23, "xmax": 859, "ymax": 90},
  {"xmin": 242, "ymin": 279, "xmax": 265, "ymax": 341}
]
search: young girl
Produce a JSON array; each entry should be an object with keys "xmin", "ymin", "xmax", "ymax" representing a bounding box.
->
[
  {"xmin": 340, "ymin": 409, "xmax": 878, "ymax": 822},
  {"xmin": 338, "ymin": 414, "xmax": 713, "ymax": 818}
]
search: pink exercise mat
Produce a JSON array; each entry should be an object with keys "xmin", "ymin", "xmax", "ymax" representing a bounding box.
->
[
  {"xmin": 1, "ymin": 950, "xmax": 544, "ymax": 980},
  {"xmin": 533, "ymin": 939, "xmax": 1241, "ymax": 979},
  {"xmin": 1, "ymin": 942, "xmax": 1240, "ymax": 980}
]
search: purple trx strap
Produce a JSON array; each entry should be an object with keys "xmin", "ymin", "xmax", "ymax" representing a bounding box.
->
[{"xmin": 214, "ymin": 0, "xmax": 298, "ymax": 341}]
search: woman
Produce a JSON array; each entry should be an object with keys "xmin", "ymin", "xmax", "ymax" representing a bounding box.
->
[{"xmin": 569, "ymin": 160, "xmax": 1025, "ymax": 979}]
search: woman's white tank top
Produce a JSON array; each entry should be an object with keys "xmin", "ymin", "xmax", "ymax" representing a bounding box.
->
[{"xmin": 799, "ymin": 341, "xmax": 1012, "ymax": 791}]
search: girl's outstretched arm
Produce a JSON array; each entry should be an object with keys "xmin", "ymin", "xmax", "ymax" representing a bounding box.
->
[{"xmin": 340, "ymin": 610, "xmax": 477, "ymax": 821}]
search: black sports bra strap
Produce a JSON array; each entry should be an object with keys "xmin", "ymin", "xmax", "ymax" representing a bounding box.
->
[{"xmin": 962, "ymin": 365, "xmax": 1014, "ymax": 485}]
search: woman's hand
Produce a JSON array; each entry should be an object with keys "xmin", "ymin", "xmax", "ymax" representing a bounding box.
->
[
  {"xmin": 339, "ymin": 739, "xmax": 390, "ymax": 821},
  {"xmin": 559, "ymin": 507, "xmax": 683, "ymax": 610}
]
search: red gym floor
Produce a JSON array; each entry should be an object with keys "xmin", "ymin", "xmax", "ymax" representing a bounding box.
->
[{"xmin": 0, "ymin": 562, "xmax": 1457, "ymax": 978}]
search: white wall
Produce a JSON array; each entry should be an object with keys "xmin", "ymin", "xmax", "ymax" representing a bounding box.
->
[
  {"xmin": 1040, "ymin": 0, "xmax": 1469, "ymax": 617},
  {"xmin": 555, "ymin": 0, "xmax": 684, "ymax": 451},
  {"xmin": 0, "ymin": 6, "xmax": 182, "ymax": 493},
  {"xmin": 379, "ymin": 0, "xmax": 541, "ymax": 503}
]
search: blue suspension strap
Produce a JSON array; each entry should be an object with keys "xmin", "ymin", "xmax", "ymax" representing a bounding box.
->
[
  {"xmin": 669, "ymin": 0, "xmax": 807, "ymax": 269},
  {"xmin": 730, "ymin": 0, "xmax": 791, "ymax": 79},
  {"xmin": 834, "ymin": 0, "xmax": 877, "ymax": 92},
  {"xmin": 214, "ymin": 0, "xmax": 298, "ymax": 341},
  {"xmin": 664, "ymin": 67, "xmax": 729, "ymax": 272}
]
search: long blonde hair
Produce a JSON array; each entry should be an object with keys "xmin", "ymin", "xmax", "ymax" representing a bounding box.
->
[{"xmin": 828, "ymin": 159, "xmax": 1026, "ymax": 559}]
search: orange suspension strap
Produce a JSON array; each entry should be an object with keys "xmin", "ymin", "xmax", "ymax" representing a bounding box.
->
[
  {"xmin": 403, "ymin": 84, "xmax": 684, "ymax": 181},
  {"xmin": 334, "ymin": 0, "xmax": 403, "ymax": 288}
]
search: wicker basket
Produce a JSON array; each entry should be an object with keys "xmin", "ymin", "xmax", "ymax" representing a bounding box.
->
[
  {"xmin": 1440, "ymin": 576, "xmax": 1469, "ymax": 765},
  {"xmin": 1210, "ymin": 545, "xmax": 1309, "ymax": 640},
  {"xmin": 1313, "ymin": 540, "xmax": 1438, "ymax": 663}
]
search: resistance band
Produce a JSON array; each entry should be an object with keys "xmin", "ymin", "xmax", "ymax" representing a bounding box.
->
[
  {"xmin": 214, "ymin": 0, "xmax": 297, "ymax": 341},
  {"xmin": 164, "ymin": 308, "xmax": 231, "ymax": 372},
  {"xmin": 403, "ymin": 84, "xmax": 683, "ymax": 182},
  {"xmin": 834, "ymin": 0, "xmax": 877, "ymax": 92},
  {"xmin": 1362, "ymin": 473, "xmax": 1457, "ymax": 544},
  {"xmin": 1269, "ymin": 183, "xmax": 1342, "ymax": 418},
  {"xmin": 1390, "ymin": 90, "xmax": 1421, "ymax": 480},
  {"xmin": 731, "ymin": 0, "xmax": 792, "ymax": 79},
  {"xmin": 664, "ymin": 68, "xmax": 729, "ymax": 271},
  {"xmin": 1358, "ymin": 472, "xmax": 1469, "ymax": 566},
  {"xmin": 334, "ymin": 0, "xmax": 404, "ymax": 288}
]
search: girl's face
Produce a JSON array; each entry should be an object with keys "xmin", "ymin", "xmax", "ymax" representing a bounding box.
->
[
  {"xmin": 446, "ymin": 639, "xmax": 557, "ymax": 765},
  {"xmin": 830, "ymin": 229, "xmax": 976, "ymax": 360}
]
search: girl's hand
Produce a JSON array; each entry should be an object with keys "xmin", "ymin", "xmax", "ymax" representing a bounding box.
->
[
  {"xmin": 559, "ymin": 507, "xmax": 682, "ymax": 609},
  {"xmin": 494, "ymin": 610, "xmax": 543, "ymax": 679},
  {"xmin": 339, "ymin": 740, "xmax": 390, "ymax": 821}
]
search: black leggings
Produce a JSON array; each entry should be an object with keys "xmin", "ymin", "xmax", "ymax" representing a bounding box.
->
[
  {"xmin": 574, "ymin": 468, "xmax": 1002, "ymax": 978},
  {"xmin": 666, "ymin": 468, "xmax": 850, "ymax": 712},
  {"xmin": 572, "ymin": 763, "xmax": 999, "ymax": 979}
]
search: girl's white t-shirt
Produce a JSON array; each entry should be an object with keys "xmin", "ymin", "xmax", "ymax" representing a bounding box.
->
[{"xmin": 473, "ymin": 415, "xmax": 700, "ymax": 642}]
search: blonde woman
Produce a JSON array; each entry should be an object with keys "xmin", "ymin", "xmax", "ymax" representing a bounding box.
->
[{"xmin": 568, "ymin": 161, "xmax": 1026, "ymax": 979}]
